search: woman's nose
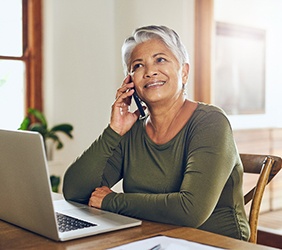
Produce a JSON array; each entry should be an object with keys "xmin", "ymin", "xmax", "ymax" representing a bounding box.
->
[{"xmin": 144, "ymin": 65, "xmax": 158, "ymax": 78}]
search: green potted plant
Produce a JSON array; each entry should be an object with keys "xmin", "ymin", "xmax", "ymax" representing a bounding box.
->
[{"xmin": 19, "ymin": 108, "xmax": 74, "ymax": 192}]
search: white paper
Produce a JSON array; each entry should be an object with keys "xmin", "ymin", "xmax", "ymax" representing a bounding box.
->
[{"xmin": 108, "ymin": 235, "xmax": 225, "ymax": 250}]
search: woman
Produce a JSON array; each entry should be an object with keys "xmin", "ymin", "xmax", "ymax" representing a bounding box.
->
[{"xmin": 63, "ymin": 25, "xmax": 250, "ymax": 240}]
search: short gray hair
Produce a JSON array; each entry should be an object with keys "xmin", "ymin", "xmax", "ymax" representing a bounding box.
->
[{"xmin": 121, "ymin": 25, "xmax": 189, "ymax": 75}]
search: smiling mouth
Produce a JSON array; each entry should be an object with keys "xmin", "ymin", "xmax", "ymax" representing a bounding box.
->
[{"xmin": 145, "ymin": 81, "xmax": 166, "ymax": 88}]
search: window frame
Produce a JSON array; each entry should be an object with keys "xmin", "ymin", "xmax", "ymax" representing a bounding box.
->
[
  {"xmin": 0, "ymin": 0, "xmax": 43, "ymax": 113},
  {"xmin": 194, "ymin": 0, "xmax": 213, "ymax": 103}
]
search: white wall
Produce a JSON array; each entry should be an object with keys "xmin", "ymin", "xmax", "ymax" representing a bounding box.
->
[
  {"xmin": 214, "ymin": 0, "xmax": 282, "ymax": 129},
  {"xmin": 44, "ymin": 0, "xmax": 282, "ymax": 172},
  {"xmin": 44, "ymin": 0, "xmax": 116, "ymax": 167},
  {"xmin": 43, "ymin": 0, "xmax": 195, "ymax": 168}
]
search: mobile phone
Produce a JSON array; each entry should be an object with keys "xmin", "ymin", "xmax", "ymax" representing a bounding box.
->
[
  {"xmin": 128, "ymin": 75, "xmax": 146, "ymax": 118},
  {"xmin": 132, "ymin": 91, "xmax": 146, "ymax": 118}
]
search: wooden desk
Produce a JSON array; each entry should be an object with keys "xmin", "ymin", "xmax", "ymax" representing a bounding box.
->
[{"xmin": 0, "ymin": 219, "xmax": 278, "ymax": 250}]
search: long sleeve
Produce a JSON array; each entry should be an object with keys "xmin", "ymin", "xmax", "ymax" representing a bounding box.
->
[
  {"xmin": 63, "ymin": 103, "xmax": 250, "ymax": 240},
  {"xmin": 102, "ymin": 108, "xmax": 236, "ymax": 227},
  {"xmin": 63, "ymin": 125, "xmax": 123, "ymax": 204}
]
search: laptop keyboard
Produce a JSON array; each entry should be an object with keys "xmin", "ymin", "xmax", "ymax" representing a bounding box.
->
[{"xmin": 56, "ymin": 212, "xmax": 97, "ymax": 232}]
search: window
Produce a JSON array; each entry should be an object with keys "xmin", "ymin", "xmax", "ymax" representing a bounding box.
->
[{"xmin": 0, "ymin": 0, "xmax": 42, "ymax": 129}]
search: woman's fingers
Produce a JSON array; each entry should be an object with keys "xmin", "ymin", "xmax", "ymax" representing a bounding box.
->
[
  {"xmin": 110, "ymin": 76, "xmax": 139, "ymax": 135},
  {"xmin": 115, "ymin": 75, "xmax": 134, "ymax": 99},
  {"xmin": 115, "ymin": 86, "xmax": 134, "ymax": 108},
  {"xmin": 88, "ymin": 186, "xmax": 113, "ymax": 208}
]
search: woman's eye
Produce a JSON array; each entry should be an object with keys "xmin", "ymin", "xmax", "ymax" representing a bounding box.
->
[
  {"xmin": 132, "ymin": 63, "xmax": 143, "ymax": 72},
  {"xmin": 156, "ymin": 57, "xmax": 166, "ymax": 63}
]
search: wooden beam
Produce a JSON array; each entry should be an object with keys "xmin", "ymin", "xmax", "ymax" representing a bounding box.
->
[
  {"xmin": 25, "ymin": 0, "xmax": 43, "ymax": 112},
  {"xmin": 194, "ymin": 0, "xmax": 213, "ymax": 103}
]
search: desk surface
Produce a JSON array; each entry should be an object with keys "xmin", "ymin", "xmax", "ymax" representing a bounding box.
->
[{"xmin": 0, "ymin": 219, "xmax": 278, "ymax": 250}]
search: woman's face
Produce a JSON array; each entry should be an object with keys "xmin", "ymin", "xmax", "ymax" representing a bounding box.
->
[{"xmin": 129, "ymin": 39, "xmax": 189, "ymax": 106}]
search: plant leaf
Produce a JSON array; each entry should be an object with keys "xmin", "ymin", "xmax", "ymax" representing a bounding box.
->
[
  {"xmin": 28, "ymin": 108, "xmax": 47, "ymax": 128},
  {"xmin": 47, "ymin": 133, "xmax": 64, "ymax": 149},
  {"xmin": 50, "ymin": 124, "xmax": 73, "ymax": 138},
  {"xmin": 56, "ymin": 140, "xmax": 63, "ymax": 149},
  {"xmin": 29, "ymin": 123, "xmax": 47, "ymax": 136},
  {"xmin": 47, "ymin": 132, "xmax": 59, "ymax": 141},
  {"xmin": 50, "ymin": 175, "xmax": 60, "ymax": 193},
  {"xmin": 18, "ymin": 117, "xmax": 30, "ymax": 130}
]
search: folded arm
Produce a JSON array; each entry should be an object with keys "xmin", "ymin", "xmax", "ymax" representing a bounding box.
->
[{"xmin": 62, "ymin": 126, "xmax": 123, "ymax": 204}]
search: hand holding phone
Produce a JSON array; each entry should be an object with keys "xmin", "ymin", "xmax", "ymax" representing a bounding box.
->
[{"xmin": 128, "ymin": 75, "xmax": 146, "ymax": 118}]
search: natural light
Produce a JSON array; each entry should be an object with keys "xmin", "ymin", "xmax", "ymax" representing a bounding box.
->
[{"xmin": 0, "ymin": 0, "xmax": 25, "ymax": 129}]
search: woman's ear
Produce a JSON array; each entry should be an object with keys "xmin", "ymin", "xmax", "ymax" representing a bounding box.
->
[{"xmin": 181, "ymin": 63, "xmax": 190, "ymax": 84}]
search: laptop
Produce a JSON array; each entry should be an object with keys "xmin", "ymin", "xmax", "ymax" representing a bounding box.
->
[{"xmin": 0, "ymin": 129, "xmax": 141, "ymax": 241}]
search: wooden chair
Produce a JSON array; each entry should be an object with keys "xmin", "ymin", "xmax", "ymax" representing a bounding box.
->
[{"xmin": 240, "ymin": 153, "xmax": 282, "ymax": 243}]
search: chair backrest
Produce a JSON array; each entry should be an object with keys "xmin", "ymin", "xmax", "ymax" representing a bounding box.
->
[{"xmin": 240, "ymin": 153, "xmax": 282, "ymax": 243}]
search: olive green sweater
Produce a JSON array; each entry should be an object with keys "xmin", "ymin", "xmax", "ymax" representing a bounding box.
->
[{"xmin": 63, "ymin": 103, "xmax": 250, "ymax": 240}]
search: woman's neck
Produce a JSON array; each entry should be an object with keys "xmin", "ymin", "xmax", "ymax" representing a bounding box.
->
[{"xmin": 145, "ymin": 99, "xmax": 197, "ymax": 144}]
